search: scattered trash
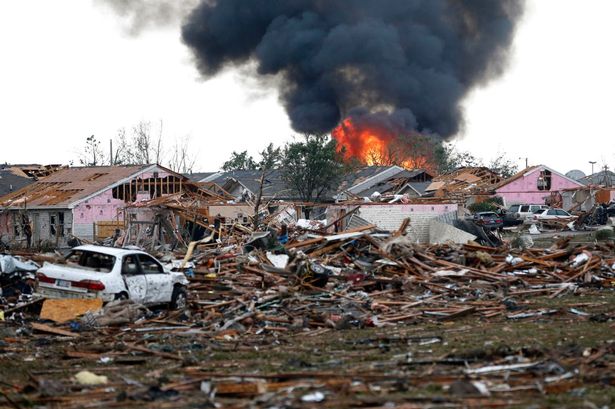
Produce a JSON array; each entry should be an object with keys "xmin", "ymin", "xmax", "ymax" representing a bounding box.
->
[
  {"xmin": 301, "ymin": 391, "xmax": 325, "ymax": 402},
  {"xmin": 74, "ymin": 370, "xmax": 108, "ymax": 385}
]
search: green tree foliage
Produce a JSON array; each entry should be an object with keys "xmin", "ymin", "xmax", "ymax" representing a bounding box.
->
[
  {"xmin": 467, "ymin": 197, "xmax": 504, "ymax": 213},
  {"xmin": 488, "ymin": 154, "xmax": 519, "ymax": 178},
  {"xmin": 258, "ymin": 143, "xmax": 282, "ymax": 171},
  {"xmin": 281, "ymin": 134, "xmax": 346, "ymax": 202},
  {"xmin": 434, "ymin": 143, "xmax": 481, "ymax": 175},
  {"xmin": 222, "ymin": 150, "xmax": 257, "ymax": 171}
]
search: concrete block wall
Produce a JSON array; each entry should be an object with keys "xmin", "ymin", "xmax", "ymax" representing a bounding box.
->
[{"xmin": 354, "ymin": 204, "xmax": 458, "ymax": 243}]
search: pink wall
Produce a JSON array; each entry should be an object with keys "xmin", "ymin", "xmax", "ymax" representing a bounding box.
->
[
  {"xmin": 72, "ymin": 169, "xmax": 174, "ymax": 224},
  {"xmin": 496, "ymin": 168, "xmax": 582, "ymax": 206}
]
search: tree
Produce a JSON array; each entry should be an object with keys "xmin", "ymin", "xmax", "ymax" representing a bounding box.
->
[
  {"xmin": 252, "ymin": 143, "xmax": 282, "ymax": 229},
  {"xmin": 488, "ymin": 154, "xmax": 519, "ymax": 178},
  {"xmin": 434, "ymin": 143, "xmax": 482, "ymax": 174},
  {"xmin": 110, "ymin": 128, "xmax": 132, "ymax": 165},
  {"xmin": 132, "ymin": 121, "xmax": 164, "ymax": 165},
  {"xmin": 79, "ymin": 135, "xmax": 106, "ymax": 166},
  {"xmin": 257, "ymin": 143, "xmax": 282, "ymax": 170},
  {"xmin": 222, "ymin": 150, "xmax": 257, "ymax": 171},
  {"xmin": 281, "ymin": 134, "xmax": 346, "ymax": 203},
  {"xmin": 168, "ymin": 135, "xmax": 197, "ymax": 174}
]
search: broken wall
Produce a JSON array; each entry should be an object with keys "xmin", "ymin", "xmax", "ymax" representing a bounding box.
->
[
  {"xmin": 72, "ymin": 169, "xmax": 175, "ymax": 241},
  {"xmin": 329, "ymin": 203, "xmax": 458, "ymax": 243},
  {"xmin": 497, "ymin": 168, "xmax": 583, "ymax": 206}
]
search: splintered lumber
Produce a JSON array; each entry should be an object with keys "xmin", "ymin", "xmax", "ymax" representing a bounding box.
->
[
  {"xmin": 285, "ymin": 237, "xmax": 325, "ymax": 249},
  {"xmin": 126, "ymin": 344, "xmax": 183, "ymax": 361},
  {"xmin": 31, "ymin": 323, "xmax": 79, "ymax": 338}
]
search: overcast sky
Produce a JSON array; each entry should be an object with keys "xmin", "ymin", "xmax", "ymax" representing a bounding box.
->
[{"xmin": 1, "ymin": 0, "xmax": 614, "ymax": 176}]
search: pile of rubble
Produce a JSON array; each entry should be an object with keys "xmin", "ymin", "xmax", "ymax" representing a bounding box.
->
[
  {"xmin": 182, "ymin": 226, "xmax": 615, "ymax": 334},
  {"xmin": 1, "ymin": 223, "xmax": 614, "ymax": 407}
]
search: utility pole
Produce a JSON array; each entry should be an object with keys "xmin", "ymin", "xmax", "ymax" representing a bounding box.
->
[
  {"xmin": 109, "ymin": 139, "xmax": 113, "ymax": 166},
  {"xmin": 519, "ymin": 157, "xmax": 528, "ymax": 168},
  {"xmin": 589, "ymin": 160, "xmax": 596, "ymax": 176}
]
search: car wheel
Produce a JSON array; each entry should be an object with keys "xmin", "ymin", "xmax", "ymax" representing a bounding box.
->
[
  {"xmin": 115, "ymin": 292, "xmax": 129, "ymax": 301},
  {"xmin": 170, "ymin": 286, "xmax": 187, "ymax": 310}
]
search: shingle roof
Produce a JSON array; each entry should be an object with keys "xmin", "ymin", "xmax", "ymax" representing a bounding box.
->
[
  {"xmin": 0, "ymin": 165, "xmax": 154, "ymax": 209},
  {"xmin": 209, "ymin": 169, "xmax": 294, "ymax": 199},
  {"xmin": 577, "ymin": 170, "xmax": 615, "ymax": 186},
  {"xmin": 0, "ymin": 169, "xmax": 34, "ymax": 197},
  {"xmin": 184, "ymin": 172, "xmax": 217, "ymax": 182}
]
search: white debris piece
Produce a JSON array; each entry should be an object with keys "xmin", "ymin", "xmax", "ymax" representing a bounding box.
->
[
  {"xmin": 301, "ymin": 391, "xmax": 325, "ymax": 402},
  {"xmin": 75, "ymin": 370, "xmax": 108, "ymax": 385},
  {"xmin": 433, "ymin": 269, "xmax": 468, "ymax": 277},
  {"xmin": 571, "ymin": 252, "xmax": 590, "ymax": 268},
  {"xmin": 505, "ymin": 255, "xmax": 524, "ymax": 266},
  {"xmin": 266, "ymin": 252, "xmax": 289, "ymax": 269}
]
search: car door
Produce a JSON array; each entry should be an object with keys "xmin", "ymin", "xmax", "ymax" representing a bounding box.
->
[
  {"xmin": 121, "ymin": 254, "xmax": 148, "ymax": 303},
  {"xmin": 138, "ymin": 254, "xmax": 173, "ymax": 304}
]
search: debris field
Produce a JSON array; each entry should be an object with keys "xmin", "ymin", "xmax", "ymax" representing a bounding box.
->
[{"xmin": 1, "ymin": 223, "xmax": 615, "ymax": 408}]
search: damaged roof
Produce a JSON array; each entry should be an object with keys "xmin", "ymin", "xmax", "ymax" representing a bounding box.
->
[
  {"xmin": 208, "ymin": 169, "xmax": 294, "ymax": 199},
  {"xmin": 0, "ymin": 165, "xmax": 164, "ymax": 209},
  {"xmin": 337, "ymin": 166, "xmax": 432, "ymax": 197},
  {"xmin": 0, "ymin": 168, "xmax": 34, "ymax": 197},
  {"xmin": 427, "ymin": 167, "xmax": 502, "ymax": 195}
]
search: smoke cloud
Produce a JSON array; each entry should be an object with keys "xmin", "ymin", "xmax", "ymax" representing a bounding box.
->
[
  {"xmin": 181, "ymin": 0, "xmax": 525, "ymax": 137},
  {"xmin": 96, "ymin": 0, "xmax": 199, "ymax": 35}
]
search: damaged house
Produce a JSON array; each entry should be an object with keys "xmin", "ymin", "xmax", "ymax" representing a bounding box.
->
[
  {"xmin": 335, "ymin": 165, "xmax": 433, "ymax": 201},
  {"xmin": 424, "ymin": 167, "xmax": 502, "ymax": 206},
  {"xmin": 0, "ymin": 165, "xmax": 189, "ymax": 247},
  {"xmin": 494, "ymin": 165, "xmax": 584, "ymax": 207}
]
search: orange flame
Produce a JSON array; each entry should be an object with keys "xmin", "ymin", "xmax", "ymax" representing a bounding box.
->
[{"xmin": 332, "ymin": 118, "xmax": 430, "ymax": 169}]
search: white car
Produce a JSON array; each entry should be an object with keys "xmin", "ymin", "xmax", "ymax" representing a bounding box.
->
[
  {"xmin": 36, "ymin": 245, "xmax": 189, "ymax": 308},
  {"xmin": 527, "ymin": 208, "xmax": 577, "ymax": 223}
]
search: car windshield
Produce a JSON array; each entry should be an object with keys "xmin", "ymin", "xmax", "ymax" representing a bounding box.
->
[{"xmin": 65, "ymin": 250, "xmax": 116, "ymax": 273}]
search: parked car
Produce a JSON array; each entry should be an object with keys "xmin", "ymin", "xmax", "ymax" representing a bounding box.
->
[
  {"xmin": 507, "ymin": 204, "xmax": 549, "ymax": 222},
  {"xmin": 471, "ymin": 212, "xmax": 503, "ymax": 230},
  {"xmin": 526, "ymin": 208, "xmax": 577, "ymax": 223},
  {"xmin": 36, "ymin": 245, "xmax": 189, "ymax": 308}
]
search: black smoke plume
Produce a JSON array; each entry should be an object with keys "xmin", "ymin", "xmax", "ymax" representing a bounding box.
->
[{"xmin": 181, "ymin": 0, "xmax": 525, "ymax": 137}]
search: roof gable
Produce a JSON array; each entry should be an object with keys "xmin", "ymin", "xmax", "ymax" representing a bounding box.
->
[{"xmin": 495, "ymin": 164, "xmax": 584, "ymax": 190}]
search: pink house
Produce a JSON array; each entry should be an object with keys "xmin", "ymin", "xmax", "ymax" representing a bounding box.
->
[
  {"xmin": 494, "ymin": 165, "xmax": 584, "ymax": 206},
  {"xmin": 0, "ymin": 165, "xmax": 188, "ymax": 248}
]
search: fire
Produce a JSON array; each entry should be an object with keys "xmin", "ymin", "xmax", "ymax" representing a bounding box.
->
[{"xmin": 332, "ymin": 117, "xmax": 431, "ymax": 170}]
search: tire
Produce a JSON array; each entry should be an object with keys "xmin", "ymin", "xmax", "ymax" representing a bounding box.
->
[
  {"xmin": 115, "ymin": 292, "xmax": 129, "ymax": 301},
  {"xmin": 170, "ymin": 286, "xmax": 187, "ymax": 310}
]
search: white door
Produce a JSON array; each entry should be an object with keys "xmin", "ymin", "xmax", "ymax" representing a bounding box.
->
[
  {"xmin": 121, "ymin": 254, "xmax": 147, "ymax": 303},
  {"xmin": 138, "ymin": 254, "xmax": 173, "ymax": 304}
]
